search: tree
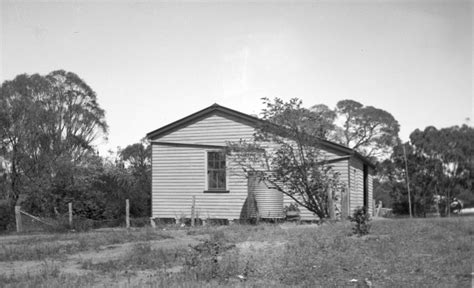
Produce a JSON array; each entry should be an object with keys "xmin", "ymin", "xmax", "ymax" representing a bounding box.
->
[
  {"xmin": 334, "ymin": 99, "xmax": 400, "ymax": 159},
  {"xmin": 390, "ymin": 142, "xmax": 443, "ymax": 216},
  {"xmin": 409, "ymin": 125, "xmax": 474, "ymax": 208},
  {"xmin": 120, "ymin": 140, "xmax": 151, "ymax": 171},
  {"xmin": 0, "ymin": 71, "xmax": 108, "ymax": 214},
  {"xmin": 118, "ymin": 140, "xmax": 151, "ymax": 217},
  {"xmin": 309, "ymin": 104, "xmax": 337, "ymax": 140},
  {"xmin": 227, "ymin": 98, "xmax": 343, "ymax": 219},
  {"xmin": 384, "ymin": 125, "xmax": 474, "ymax": 216}
]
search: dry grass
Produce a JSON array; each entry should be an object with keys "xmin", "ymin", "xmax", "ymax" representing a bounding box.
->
[
  {"xmin": 0, "ymin": 228, "xmax": 173, "ymax": 261},
  {"xmin": 0, "ymin": 217, "xmax": 472, "ymax": 287}
]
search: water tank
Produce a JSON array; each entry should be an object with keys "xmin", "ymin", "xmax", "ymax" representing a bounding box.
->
[{"xmin": 249, "ymin": 176, "xmax": 284, "ymax": 219}]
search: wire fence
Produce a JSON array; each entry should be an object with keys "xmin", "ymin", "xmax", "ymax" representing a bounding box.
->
[{"xmin": 13, "ymin": 199, "xmax": 150, "ymax": 233}]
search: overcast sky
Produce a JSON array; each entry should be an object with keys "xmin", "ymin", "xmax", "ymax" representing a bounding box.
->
[{"xmin": 1, "ymin": 0, "xmax": 472, "ymax": 155}]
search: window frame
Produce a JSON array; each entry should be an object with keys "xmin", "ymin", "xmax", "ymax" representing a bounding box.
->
[{"xmin": 204, "ymin": 150, "xmax": 229, "ymax": 193}]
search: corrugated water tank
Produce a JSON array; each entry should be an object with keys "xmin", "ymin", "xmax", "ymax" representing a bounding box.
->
[{"xmin": 249, "ymin": 176, "xmax": 284, "ymax": 219}]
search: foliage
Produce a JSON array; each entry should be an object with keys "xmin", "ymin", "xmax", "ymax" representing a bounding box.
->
[
  {"xmin": 185, "ymin": 232, "xmax": 225, "ymax": 280},
  {"xmin": 308, "ymin": 104, "xmax": 337, "ymax": 139},
  {"xmin": 0, "ymin": 71, "xmax": 108, "ymax": 216},
  {"xmin": 227, "ymin": 98, "xmax": 343, "ymax": 219},
  {"xmin": 349, "ymin": 206, "xmax": 371, "ymax": 236},
  {"xmin": 386, "ymin": 125, "xmax": 474, "ymax": 215},
  {"xmin": 410, "ymin": 125, "xmax": 473, "ymax": 202},
  {"xmin": 0, "ymin": 200, "xmax": 13, "ymax": 231},
  {"xmin": 372, "ymin": 178, "xmax": 394, "ymax": 208},
  {"xmin": 0, "ymin": 71, "xmax": 152, "ymax": 227},
  {"xmin": 97, "ymin": 140, "xmax": 151, "ymax": 219},
  {"xmin": 119, "ymin": 140, "xmax": 152, "ymax": 217},
  {"xmin": 334, "ymin": 100, "xmax": 400, "ymax": 159}
]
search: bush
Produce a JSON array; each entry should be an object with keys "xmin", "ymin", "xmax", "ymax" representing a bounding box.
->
[
  {"xmin": 0, "ymin": 201, "xmax": 13, "ymax": 232},
  {"xmin": 183, "ymin": 231, "xmax": 238, "ymax": 282},
  {"xmin": 392, "ymin": 200, "xmax": 426, "ymax": 216},
  {"xmin": 349, "ymin": 206, "xmax": 371, "ymax": 236}
]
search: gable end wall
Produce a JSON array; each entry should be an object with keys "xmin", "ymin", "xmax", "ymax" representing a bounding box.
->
[{"xmin": 150, "ymin": 112, "xmax": 372, "ymax": 220}]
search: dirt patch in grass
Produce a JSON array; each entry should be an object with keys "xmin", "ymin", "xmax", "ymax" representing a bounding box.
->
[
  {"xmin": 0, "ymin": 228, "xmax": 173, "ymax": 262},
  {"xmin": 0, "ymin": 217, "xmax": 472, "ymax": 287}
]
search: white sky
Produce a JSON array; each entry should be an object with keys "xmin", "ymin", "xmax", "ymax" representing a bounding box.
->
[{"xmin": 1, "ymin": 0, "xmax": 472, "ymax": 155}]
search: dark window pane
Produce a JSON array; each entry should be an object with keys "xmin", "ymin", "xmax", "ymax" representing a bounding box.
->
[
  {"xmin": 217, "ymin": 171, "xmax": 226, "ymax": 189},
  {"xmin": 207, "ymin": 151, "xmax": 226, "ymax": 190},
  {"xmin": 208, "ymin": 171, "xmax": 216, "ymax": 189}
]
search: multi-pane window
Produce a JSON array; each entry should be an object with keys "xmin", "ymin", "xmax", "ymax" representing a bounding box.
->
[{"xmin": 207, "ymin": 151, "xmax": 226, "ymax": 190}]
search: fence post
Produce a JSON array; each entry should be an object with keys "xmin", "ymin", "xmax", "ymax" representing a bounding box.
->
[
  {"xmin": 126, "ymin": 199, "xmax": 130, "ymax": 228},
  {"xmin": 68, "ymin": 202, "xmax": 73, "ymax": 227},
  {"xmin": 376, "ymin": 200, "xmax": 382, "ymax": 217},
  {"xmin": 328, "ymin": 187, "xmax": 334, "ymax": 220},
  {"xmin": 341, "ymin": 190, "xmax": 348, "ymax": 221},
  {"xmin": 15, "ymin": 205, "xmax": 22, "ymax": 233},
  {"xmin": 191, "ymin": 196, "xmax": 196, "ymax": 227}
]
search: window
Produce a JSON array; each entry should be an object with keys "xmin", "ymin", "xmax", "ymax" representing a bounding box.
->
[{"xmin": 206, "ymin": 151, "xmax": 227, "ymax": 191}]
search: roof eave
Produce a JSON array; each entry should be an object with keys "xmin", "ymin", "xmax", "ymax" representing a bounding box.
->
[{"xmin": 146, "ymin": 103, "xmax": 375, "ymax": 169}]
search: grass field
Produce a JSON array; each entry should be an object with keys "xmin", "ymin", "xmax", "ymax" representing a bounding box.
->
[{"xmin": 0, "ymin": 216, "xmax": 472, "ymax": 287}]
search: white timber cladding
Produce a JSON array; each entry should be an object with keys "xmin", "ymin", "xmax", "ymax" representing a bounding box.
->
[
  {"xmin": 368, "ymin": 173, "xmax": 374, "ymax": 215},
  {"xmin": 348, "ymin": 158, "xmax": 374, "ymax": 215},
  {"xmin": 157, "ymin": 114, "xmax": 255, "ymax": 145},
  {"xmin": 152, "ymin": 144, "xmax": 248, "ymax": 219},
  {"xmin": 349, "ymin": 158, "xmax": 364, "ymax": 213},
  {"xmin": 151, "ymin": 114, "xmax": 255, "ymax": 220}
]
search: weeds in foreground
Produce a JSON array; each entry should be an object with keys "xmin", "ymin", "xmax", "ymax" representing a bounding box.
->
[
  {"xmin": 0, "ymin": 241, "xmax": 80, "ymax": 262},
  {"xmin": 0, "ymin": 228, "xmax": 173, "ymax": 262},
  {"xmin": 349, "ymin": 206, "xmax": 371, "ymax": 236},
  {"xmin": 183, "ymin": 230, "xmax": 239, "ymax": 283},
  {"xmin": 0, "ymin": 260, "xmax": 97, "ymax": 288},
  {"xmin": 1, "ymin": 217, "xmax": 472, "ymax": 287}
]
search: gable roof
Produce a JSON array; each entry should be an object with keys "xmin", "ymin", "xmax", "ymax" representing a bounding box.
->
[{"xmin": 146, "ymin": 103, "xmax": 375, "ymax": 168}]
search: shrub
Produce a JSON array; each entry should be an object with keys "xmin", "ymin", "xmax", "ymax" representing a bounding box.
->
[
  {"xmin": 183, "ymin": 230, "xmax": 237, "ymax": 282},
  {"xmin": 349, "ymin": 206, "xmax": 371, "ymax": 236},
  {"xmin": 392, "ymin": 200, "xmax": 429, "ymax": 216},
  {"xmin": 0, "ymin": 201, "xmax": 13, "ymax": 232}
]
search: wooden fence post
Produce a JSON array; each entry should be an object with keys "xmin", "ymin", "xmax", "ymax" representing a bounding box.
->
[
  {"xmin": 191, "ymin": 196, "xmax": 196, "ymax": 227},
  {"xmin": 68, "ymin": 202, "xmax": 73, "ymax": 227},
  {"xmin": 328, "ymin": 187, "xmax": 335, "ymax": 220},
  {"xmin": 15, "ymin": 205, "xmax": 22, "ymax": 233},
  {"xmin": 126, "ymin": 199, "xmax": 130, "ymax": 228},
  {"xmin": 376, "ymin": 200, "xmax": 382, "ymax": 217},
  {"xmin": 341, "ymin": 190, "xmax": 348, "ymax": 221}
]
